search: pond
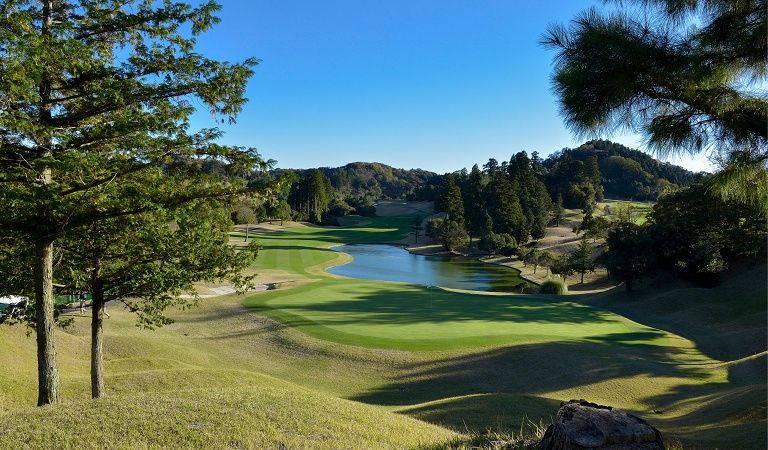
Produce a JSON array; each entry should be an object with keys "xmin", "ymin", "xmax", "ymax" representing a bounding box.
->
[{"xmin": 328, "ymin": 244, "xmax": 533, "ymax": 292}]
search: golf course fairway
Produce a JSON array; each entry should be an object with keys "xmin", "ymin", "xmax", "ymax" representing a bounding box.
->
[{"xmin": 0, "ymin": 212, "xmax": 762, "ymax": 449}]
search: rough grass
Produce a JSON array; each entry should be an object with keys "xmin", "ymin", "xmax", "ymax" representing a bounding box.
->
[
  {"xmin": 240, "ymin": 214, "xmax": 765, "ymax": 448},
  {"xmin": 0, "ymin": 381, "xmax": 454, "ymax": 449},
  {"xmin": 538, "ymin": 278, "xmax": 568, "ymax": 295},
  {"xmin": 0, "ymin": 208, "xmax": 764, "ymax": 449}
]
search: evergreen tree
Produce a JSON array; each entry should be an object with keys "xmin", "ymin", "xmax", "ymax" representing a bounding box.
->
[
  {"xmin": 289, "ymin": 170, "xmax": 331, "ymax": 223},
  {"xmin": 483, "ymin": 158, "xmax": 500, "ymax": 176},
  {"xmin": 0, "ymin": 0, "xmax": 263, "ymax": 405},
  {"xmin": 605, "ymin": 221, "xmax": 656, "ymax": 291},
  {"xmin": 531, "ymin": 151, "xmax": 547, "ymax": 177},
  {"xmin": 529, "ymin": 180, "xmax": 553, "ymax": 239},
  {"xmin": 57, "ymin": 201, "xmax": 258, "ymax": 398},
  {"xmin": 309, "ymin": 170, "xmax": 331, "ymax": 223},
  {"xmin": 509, "ymin": 151, "xmax": 552, "ymax": 239},
  {"xmin": 543, "ymin": 0, "xmax": 767, "ymax": 212},
  {"xmin": 568, "ymin": 236, "xmax": 596, "ymax": 284},
  {"xmin": 439, "ymin": 220, "xmax": 470, "ymax": 253},
  {"xmin": 552, "ymin": 193, "xmax": 565, "ymax": 226},
  {"xmin": 584, "ymin": 155, "xmax": 604, "ymax": 201},
  {"xmin": 486, "ymin": 172, "xmax": 526, "ymax": 242},
  {"xmin": 439, "ymin": 173, "xmax": 465, "ymax": 225},
  {"xmin": 463, "ymin": 165, "xmax": 486, "ymax": 238},
  {"xmin": 546, "ymin": 152, "xmax": 600, "ymax": 209}
]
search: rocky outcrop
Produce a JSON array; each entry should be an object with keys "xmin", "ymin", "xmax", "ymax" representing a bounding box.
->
[{"xmin": 540, "ymin": 400, "xmax": 664, "ymax": 449}]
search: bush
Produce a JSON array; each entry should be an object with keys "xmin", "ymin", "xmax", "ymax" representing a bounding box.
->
[
  {"xmin": 439, "ymin": 220, "xmax": 470, "ymax": 253},
  {"xmin": 354, "ymin": 202, "xmax": 377, "ymax": 217},
  {"xmin": 479, "ymin": 232, "xmax": 517, "ymax": 255},
  {"xmin": 328, "ymin": 197, "xmax": 354, "ymax": 217},
  {"xmin": 320, "ymin": 213, "xmax": 340, "ymax": 226},
  {"xmin": 425, "ymin": 218, "xmax": 444, "ymax": 239},
  {"xmin": 538, "ymin": 278, "xmax": 568, "ymax": 295}
]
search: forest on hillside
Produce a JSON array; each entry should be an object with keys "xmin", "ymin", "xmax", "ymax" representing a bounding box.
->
[
  {"xmin": 227, "ymin": 139, "xmax": 701, "ymax": 227},
  {"xmin": 544, "ymin": 140, "xmax": 706, "ymax": 201},
  {"xmin": 429, "ymin": 149, "xmax": 765, "ymax": 289}
]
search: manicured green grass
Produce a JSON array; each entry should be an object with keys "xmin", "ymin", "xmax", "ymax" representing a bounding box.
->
[
  {"xmin": 0, "ymin": 212, "xmax": 763, "ymax": 449},
  {"xmin": 244, "ymin": 216, "xmax": 673, "ymax": 352},
  {"xmin": 246, "ymin": 277, "xmax": 665, "ymax": 351},
  {"xmin": 239, "ymin": 215, "xmax": 765, "ymax": 448},
  {"xmin": 598, "ymin": 199, "xmax": 654, "ymax": 224}
]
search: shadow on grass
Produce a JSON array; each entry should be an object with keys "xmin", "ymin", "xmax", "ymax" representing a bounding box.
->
[
  {"xmin": 256, "ymin": 283, "xmax": 615, "ymax": 327},
  {"xmin": 351, "ymin": 335, "xmax": 714, "ymax": 408},
  {"xmin": 402, "ymin": 392, "xmax": 561, "ymax": 435}
]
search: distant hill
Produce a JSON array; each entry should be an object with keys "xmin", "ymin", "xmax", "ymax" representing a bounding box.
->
[
  {"xmin": 544, "ymin": 139, "xmax": 706, "ymax": 201},
  {"xmin": 280, "ymin": 162, "xmax": 441, "ymax": 201}
]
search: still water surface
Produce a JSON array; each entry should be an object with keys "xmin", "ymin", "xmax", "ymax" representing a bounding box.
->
[{"xmin": 329, "ymin": 244, "xmax": 532, "ymax": 292}]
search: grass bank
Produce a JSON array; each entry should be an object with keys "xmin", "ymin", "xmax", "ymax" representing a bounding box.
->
[{"xmin": 0, "ymin": 209, "xmax": 763, "ymax": 449}]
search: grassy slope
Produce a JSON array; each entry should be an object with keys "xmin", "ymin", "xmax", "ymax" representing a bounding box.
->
[
  {"xmin": 241, "ymin": 215, "xmax": 766, "ymax": 448},
  {"xmin": 0, "ymin": 296, "xmax": 457, "ymax": 449},
  {"xmin": 0, "ymin": 212, "xmax": 764, "ymax": 449},
  {"xmin": 581, "ymin": 264, "xmax": 768, "ymax": 448},
  {"xmin": 0, "ymin": 382, "xmax": 454, "ymax": 449}
]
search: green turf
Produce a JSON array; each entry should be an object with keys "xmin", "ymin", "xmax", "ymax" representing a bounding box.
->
[
  {"xmin": 244, "ymin": 216, "xmax": 674, "ymax": 351},
  {"xmin": 247, "ymin": 277, "xmax": 667, "ymax": 351},
  {"xmin": 239, "ymin": 215, "xmax": 766, "ymax": 448},
  {"xmin": 0, "ymin": 379, "xmax": 455, "ymax": 449},
  {"xmin": 598, "ymin": 199, "xmax": 654, "ymax": 224},
  {"xmin": 0, "ymin": 213, "xmax": 763, "ymax": 449}
]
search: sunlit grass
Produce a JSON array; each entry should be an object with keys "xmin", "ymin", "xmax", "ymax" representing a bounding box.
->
[{"xmin": 0, "ymin": 213, "xmax": 763, "ymax": 449}]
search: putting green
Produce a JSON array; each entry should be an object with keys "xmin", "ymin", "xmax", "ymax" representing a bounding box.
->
[
  {"xmin": 247, "ymin": 278, "xmax": 669, "ymax": 351},
  {"xmin": 244, "ymin": 216, "xmax": 673, "ymax": 351}
]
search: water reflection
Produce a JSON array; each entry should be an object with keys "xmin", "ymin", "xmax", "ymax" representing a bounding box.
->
[{"xmin": 329, "ymin": 244, "xmax": 533, "ymax": 292}]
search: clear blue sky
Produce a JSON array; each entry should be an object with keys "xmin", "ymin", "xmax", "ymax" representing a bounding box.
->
[{"xmin": 189, "ymin": 0, "xmax": 713, "ymax": 173}]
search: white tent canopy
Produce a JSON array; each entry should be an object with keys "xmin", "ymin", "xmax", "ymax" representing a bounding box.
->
[{"xmin": 0, "ymin": 295, "xmax": 27, "ymax": 305}]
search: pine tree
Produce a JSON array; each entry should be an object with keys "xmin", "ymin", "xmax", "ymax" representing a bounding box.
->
[
  {"xmin": 584, "ymin": 155, "xmax": 604, "ymax": 201},
  {"xmin": 542, "ymin": 0, "xmax": 767, "ymax": 212},
  {"xmin": 464, "ymin": 165, "xmax": 486, "ymax": 238},
  {"xmin": 57, "ymin": 200, "xmax": 259, "ymax": 398},
  {"xmin": 552, "ymin": 193, "xmax": 565, "ymax": 226},
  {"xmin": 605, "ymin": 221, "xmax": 656, "ymax": 291},
  {"xmin": 486, "ymin": 172, "xmax": 526, "ymax": 242},
  {"xmin": 569, "ymin": 236, "xmax": 596, "ymax": 284},
  {"xmin": 439, "ymin": 173, "xmax": 465, "ymax": 225},
  {"xmin": 0, "ymin": 0, "xmax": 264, "ymax": 405},
  {"xmin": 509, "ymin": 151, "xmax": 552, "ymax": 239}
]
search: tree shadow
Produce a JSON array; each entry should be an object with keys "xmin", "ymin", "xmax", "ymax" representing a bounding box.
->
[
  {"xmin": 400, "ymin": 392, "xmax": 561, "ymax": 434},
  {"xmin": 350, "ymin": 334, "xmax": 714, "ymax": 409},
  {"xmin": 269, "ymin": 285, "xmax": 615, "ymax": 326}
]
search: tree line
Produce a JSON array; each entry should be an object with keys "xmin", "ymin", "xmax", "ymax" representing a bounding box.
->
[{"xmin": 430, "ymin": 150, "xmax": 602, "ymax": 253}]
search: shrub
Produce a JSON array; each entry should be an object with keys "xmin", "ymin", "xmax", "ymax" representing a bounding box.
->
[
  {"xmin": 328, "ymin": 197, "xmax": 354, "ymax": 217},
  {"xmin": 440, "ymin": 220, "xmax": 470, "ymax": 253},
  {"xmin": 538, "ymin": 278, "xmax": 568, "ymax": 295},
  {"xmin": 425, "ymin": 218, "xmax": 444, "ymax": 239},
  {"xmin": 479, "ymin": 232, "xmax": 517, "ymax": 255},
  {"xmin": 354, "ymin": 202, "xmax": 377, "ymax": 217}
]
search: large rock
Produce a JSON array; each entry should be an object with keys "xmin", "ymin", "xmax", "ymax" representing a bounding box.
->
[{"xmin": 539, "ymin": 400, "xmax": 664, "ymax": 449}]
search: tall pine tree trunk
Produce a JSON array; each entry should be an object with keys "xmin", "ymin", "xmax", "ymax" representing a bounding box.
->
[
  {"xmin": 34, "ymin": 0, "xmax": 60, "ymax": 407},
  {"xmin": 34, "ymin": 240, "xmax": 59, "ymax": 406},
  {"xmin": 90, "ymin": 258, "xmax": 106, "ymax": 398}
]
